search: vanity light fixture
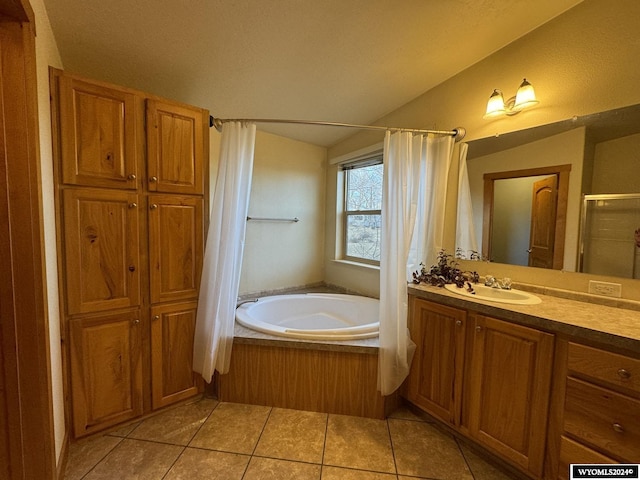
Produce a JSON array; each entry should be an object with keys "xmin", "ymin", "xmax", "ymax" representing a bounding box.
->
[{"xmin": 484, "ymin": 78, "xmax": 539, "ymax": 118}]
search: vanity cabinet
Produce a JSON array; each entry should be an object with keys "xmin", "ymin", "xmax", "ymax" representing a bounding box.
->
[
  {"xmin": 406, "ymin": 298, "xmax": 467, "ymax": 425},
  {"xmin": 467, "ymin": 314, "xmax": 554, "ymax": 477},
  {"xmin": 146, "ymin": 100, "xmax": 205, "ymax": 195},
  {"xmin": 148, "ymin": 195, "xmax": 203, "ymax": 304},
  {"xmin": 68, "ymin": 310, "xmax": 143, "ymax": 436},
  {"xmin": 62, "ymin": 188, "xmax": 141, "ymax": 315},
  {"xmin": 405, "ymin": 296, "xmax": 554, "ymax": 479},
  {"xmin": 57, "ymin": 74, "xmax": 142, "ymax": 190},
  {"xmin": 150, "ymin": 301, "xmax": 199, "ymax": 409},
  {"xmin": 51, "ymin": 69, "xmax": 208, "ymax": 437},
  {"xmin": 547, "ymin": 340, "xmax": 640, "ymax": 479}
]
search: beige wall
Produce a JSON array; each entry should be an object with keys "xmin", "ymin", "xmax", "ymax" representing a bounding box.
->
[
  {"xmin": 238, "ymin": 130, "xmax": 327, "ymax": 295},
  {"xmin": 32, "ymin": 0, "xmax": 65, "ymax": 464},
  {"xmin": 591, "ymin": 133, "xmax": 640, "ymax": 194},
  {"xmin": 326, "ymin": 0, "xmax": 640, "ymax": 300}
]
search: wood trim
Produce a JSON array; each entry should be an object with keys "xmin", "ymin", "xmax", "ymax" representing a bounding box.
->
[
  {"xmin": 0, "ymin": 10, "xmax": 56, "ymax": 479},
  {"xmin": 0, "ymin": 0, "xmax": 33, "ymax": 23},
  {"xmin": 545, "ymin": 337, "xmax": 569, "ymax": 480},
  {"xmin": 482, "ymin": 164, "xmax": 571, "ymax": 269}
]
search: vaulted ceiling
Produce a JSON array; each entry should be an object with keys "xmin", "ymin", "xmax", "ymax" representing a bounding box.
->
[{"xmin": 43, "ymin": 0, "xmax": 582, "ymax": 146}]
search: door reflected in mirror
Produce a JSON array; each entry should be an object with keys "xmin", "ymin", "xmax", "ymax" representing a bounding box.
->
[{"xmin": 483, "ymin": 165, "xmax": 570, "ymax": 270}]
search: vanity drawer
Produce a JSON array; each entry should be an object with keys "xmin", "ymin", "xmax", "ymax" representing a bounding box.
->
[
  {"xmin": 564, "ymin": 377, "xmax": 640, "ymax": 461},
  {"xmin": 558, "ymin": 436, "xmax": 616, "ymax": 480},
  {"xmin": 568, "ymin": 342, "xmax": 640, "ymax": 394}
]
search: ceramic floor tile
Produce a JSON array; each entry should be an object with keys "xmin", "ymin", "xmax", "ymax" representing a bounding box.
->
[
  {"xmin": 458, "ymin": 442, "xmax": 518, "ymax": 480},
  {"xmin": 128, "ymin": 396, "xmax": 217, "ymax": 445},
  {"xmin": 63, "ymin": 435, "xmax": 122, "ymax": 480},
  {"xmin": 163, "ymin": 447, "xmax": 250, "ymax": 480},
  {"xmin": 387, "ymin": 406, "xmax": 429, "ymax": 422},
  {"xmin": 254, "ymin": 407, "xmax": 327, "ymax": 463},
  {"xmin": 321, "ymin": 465, "xmax": 397, "ymax": 480},
  {"xmin": 324, "ymin": 414, "xmax": 395, "ymax": 474},
  {"xmin": 83, "ymin": 438, "xmax": 183, "ymax": 480},
  {"xmin": 389, "ymin": 419, "xmax": 473, "ymax": 480},
  {"xmin": 243, "ymin": 456, "xmax": 322, "ymax": 480},
  {"xmin": 189, "ymin": 402, "xmax": 271, "ymax": 454},
  {"xmin": 106, "ymin": 421, "xmax": 141, "ymax": 438}
]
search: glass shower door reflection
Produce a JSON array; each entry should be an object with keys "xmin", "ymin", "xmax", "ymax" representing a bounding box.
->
[{"xmin": 580, "ymin": 194, "xmax": 640, "ymax": 279}]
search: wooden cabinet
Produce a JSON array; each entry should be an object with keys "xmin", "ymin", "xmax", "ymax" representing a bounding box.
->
[
  {"xmin": 405, "ymin": 296, "xmax": 555, "ymax": 479},
  {"xmin": 62, "ymin": 188, "xmax": 141, "ymax": 314},
  {"xmin": 58, "ymin": 75, "xmax": 141, "ymax": 189},
  {"xmin": 467, "ymin": 315, "xmax": 554, "ymax": 478},
  {"xmin": 406, "ymin": 298, "xmax": 466, "ymax": 425},
  {"xmin": 547, "ymin": 340, "xmax": 640, "ymax": 479},
  {"xmin": 150, "ymin": 301, "xmax": 199, "ymax": 409},
  {"xmin": 148, "ymin": 195, "xmax": 203, "ymax": 304},
  {"xmin": 146, "ymin": 99, "xmax": 205, "ymax": 195},
  {"xmin": 52, "ymin": 69, "xmax": 208, "ymax": 437},
  {"xmin": 69, "ymin": 310, "xmax": 143, "ymax": 436}
]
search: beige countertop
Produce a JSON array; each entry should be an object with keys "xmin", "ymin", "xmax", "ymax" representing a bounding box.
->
[{"xmin": 409, "ymin": 283, "xmax": 640, "ymax": 355}]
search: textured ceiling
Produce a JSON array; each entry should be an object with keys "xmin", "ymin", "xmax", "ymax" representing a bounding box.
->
[{"xmin": 43, "ymin": 0, "xmax": 582, "ymax": 146}]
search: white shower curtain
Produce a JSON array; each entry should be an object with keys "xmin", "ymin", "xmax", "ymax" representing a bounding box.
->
[
  {"xmin": 379, "ymin": 131, "xmax": 454, "ymax": 396},
  {"xmin": 193, "ymin": 121, "xmax": 256, "ymax": 383},
  {"xmin": 455, "ymin": 143, "xmax": 479, "ymax": 257}
]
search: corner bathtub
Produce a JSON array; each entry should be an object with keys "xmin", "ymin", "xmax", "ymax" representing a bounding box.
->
[{"xmin": 235, "ymin": 293, "xmax": 379, "ymax": 340}]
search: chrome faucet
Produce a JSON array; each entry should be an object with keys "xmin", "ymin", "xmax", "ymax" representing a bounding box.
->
[
  {"xmin": 484, "ymin": 275, "xmax": 498, "ymax": 287},
  {"xmin": 484, "ymin": 276, "xmax": 512, "ymax": 290},
  {"xmin": 236, "ymin": 297, "xmax": 259, "ymax": 307}
]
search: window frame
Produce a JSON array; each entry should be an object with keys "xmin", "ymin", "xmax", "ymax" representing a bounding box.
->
[{"xmin": 341, "ymin": 155, "xmax": 383, "ymax": 266}]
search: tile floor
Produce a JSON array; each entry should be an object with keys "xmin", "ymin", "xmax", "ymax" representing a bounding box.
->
[{"xmin": 63, "ymin": 396, "xmax": 519, "ymax": 480}]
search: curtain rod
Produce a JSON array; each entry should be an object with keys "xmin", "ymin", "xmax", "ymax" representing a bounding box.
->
[{"xmin": 209, "ymin": 115, "xmax": 466, "ymax": 141}]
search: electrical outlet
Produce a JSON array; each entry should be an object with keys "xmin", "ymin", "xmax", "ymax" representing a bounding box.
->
[{"xmin": 588, "ymin": 280, "xmax": 622, "ymax": 298}]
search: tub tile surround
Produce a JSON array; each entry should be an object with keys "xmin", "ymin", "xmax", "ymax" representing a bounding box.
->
[{"xmin": 63, "ymin": 396, "xmax": 521, "ymax": 480}]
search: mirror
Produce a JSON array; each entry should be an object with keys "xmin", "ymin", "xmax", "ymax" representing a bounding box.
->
[{"xmin": 461, "ymin": 103, "xmax": 640, "ymax": 279}]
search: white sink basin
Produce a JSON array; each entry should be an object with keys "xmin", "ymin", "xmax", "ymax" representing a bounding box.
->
[{"xmin": 444, "ymin": 283, "xmax": 541, "ymax": 305}]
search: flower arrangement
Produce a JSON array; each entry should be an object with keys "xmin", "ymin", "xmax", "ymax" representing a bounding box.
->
[{"xmin": 412, "ymin": 249, "xmax": 480, "ymax": 288}]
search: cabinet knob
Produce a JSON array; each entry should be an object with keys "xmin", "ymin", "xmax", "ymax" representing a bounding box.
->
[
  {"xmin": 612, "ymin": 423, "xmax": 625, "ymax": 433},
  {"xmin": 133, "ymin": 319, "xmax": 140, "ymax": 325},
  {"xmin": 128, "ymin": 202, "xmax": 137, "ymax": 209},
  {"xmin": 456, "ymin": 320, "xmax": 463, "ymax": 326},
  {"xmin": 475, "ymin": 325, "xmax": 482, "ymax": 332},
  {"xmin": 150, "ymin": 204, "xmax": 158, "ymax": 210},
  {"xmin": 153, "ymin": 315, "xmax": 160, "ymax": 321},
  {"xmin": 127, "ymin": 174, "xmax": 136, "ymax": 181},
  {"xmin": 617, "ymin": 368, "xmax": 631, "ymax": 380},
  {"xmin": 128, "ymin": 265, "xmax": 136, "ymax": 272},
  {"xmin": 149, "ymin": 176, "xmax": 158, "ymax": 183}
]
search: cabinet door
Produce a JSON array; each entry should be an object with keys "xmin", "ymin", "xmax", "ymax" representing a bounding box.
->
[
  {"xmin": 69, "ymin": 310, "xmax": 143, "ymax": 437},
  {"xmin": 58, "ymin": 74, "xmax": 139, "ymax": 189},
  {"xmin": 468, "ymin": 315, "xmax": 554, "ymax": 477},
  {"xmin": 148, "ymin": 195, "xmax": 203, "ymax": 303},
  {"xmin": 151, "ymin": 302, "xmax": 200, "ymax": 409},
  {"xmin": 406, "ymin": 298, "xmax": 467, "ymax": 425},
  {"xmin": 146, "ymin": 100, "xmax": 205, "ymax": 194},
  {"xmin": 63, "ymin": 188, "xmax": 140, "ymax": 314}
]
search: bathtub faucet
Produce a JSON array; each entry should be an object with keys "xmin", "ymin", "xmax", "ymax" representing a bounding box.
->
[{"xmin": 236, "ymin": 297, "xmax": 259, "ymax": 308}]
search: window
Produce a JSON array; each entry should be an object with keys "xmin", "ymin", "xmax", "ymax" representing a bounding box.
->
[{"xmin": 342, "ymin": 156, "xmax": 383, "ymax": 264}]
